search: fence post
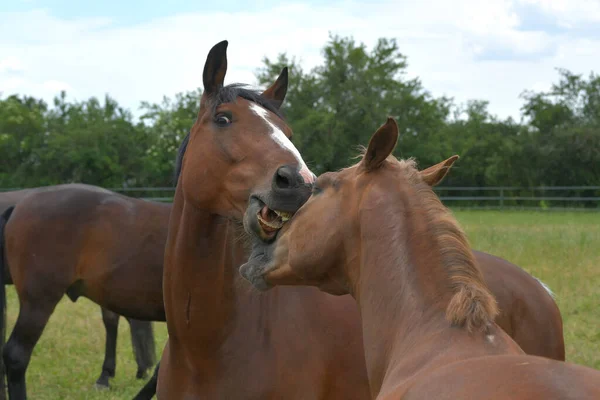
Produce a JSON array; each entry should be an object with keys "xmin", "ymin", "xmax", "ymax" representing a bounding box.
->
[{"xmin": 500, "ymin": 188, "xmax": 504, "ymax": 209}]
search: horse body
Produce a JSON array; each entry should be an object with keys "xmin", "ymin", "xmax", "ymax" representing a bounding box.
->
[
  {"xmin": 1, "ymin": 183, "xmax": 168, "ymax": 398},
  {"xmin": 394, "ymin": 355, "xmax": 600, "ymax": 400},
  {"xmin": 240, "ymin": 118, "xmax": 600, "ymax": 399},
  {"xmin": 0, "ymin": 189, "xmax": 38, "ymax": 213},
  {"xmin": 474, "ymin": 250, "xmax": 564, "ymax": 360},
  {"xmin": 159, "ymin": 194, "xmax": 368, "ymax": 399},
  {"xmin": 5, "ymin": 184, "xmax": 168, "ymax": 319}
]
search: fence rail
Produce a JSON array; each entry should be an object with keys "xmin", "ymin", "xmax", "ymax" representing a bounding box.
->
[
  {"xmin": 3, "ymin": 186, "xmax": 600, "ymax": 210},
  {"xmin": 433, "ymin": 186, "xmax": 600, "ymax": 210}
]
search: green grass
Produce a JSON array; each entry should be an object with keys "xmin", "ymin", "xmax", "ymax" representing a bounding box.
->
[
  {"xmin": 3, "ymin": 211, "xmax": 599, "ymax": 398},
  {"xmin": 5, "ymin": 291, "xmax": 169, "ymax": 399},
  {"xmin": 455, "ymin": 210, "xmax": 600, "ymax": 369}
]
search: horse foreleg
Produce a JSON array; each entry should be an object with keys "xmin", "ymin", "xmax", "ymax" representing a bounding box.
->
[
  {"xmin": 96, "ymin": 307, "xmax": 120, "ymax": 389},
  {"xmin": 3, "ymin": 298, "xmax": 59, "ymax": 400}
]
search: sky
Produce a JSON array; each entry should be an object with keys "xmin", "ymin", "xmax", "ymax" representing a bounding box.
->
[{"xmin": 1, "ymin": 0, "xmax": 600, "ymax": 121}]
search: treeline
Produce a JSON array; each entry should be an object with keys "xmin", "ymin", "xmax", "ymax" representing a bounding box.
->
[{"xmin": 1, "ymin": 35, "xmax": 599, "ymax": 203}]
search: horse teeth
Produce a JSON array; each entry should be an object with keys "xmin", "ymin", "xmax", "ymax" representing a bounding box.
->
[
  {"xmin": 274, "ymin": 210, "xmax": 292, "ymax": 221},
  {"xmin": 257, "ymin": 215, "xmax": 284, "ymax": 229}
]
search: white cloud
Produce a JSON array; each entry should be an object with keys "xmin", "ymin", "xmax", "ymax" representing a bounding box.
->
[
  {"xmin": 0, "ymin": 1, "xmax": 599, "ymax": 121},
  {"xmin": 42, "ymin": 80, "xmax": 73, "ymax": 93},
  {"xmin": 520, "ymin": 0, "xmax": 600, "ymax": 25},
  {"xmin": 0, "ymin": 56, "xmax": 25, "ymax": 73}
]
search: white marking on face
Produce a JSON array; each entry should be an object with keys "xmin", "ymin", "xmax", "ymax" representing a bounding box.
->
[
  {"xmin": 486, "ymin": 335, "xmax": 495, "ymax": 344},
  {"xmin": 250, "ymin": 103, "xmax": 315, "ymax": 183}
]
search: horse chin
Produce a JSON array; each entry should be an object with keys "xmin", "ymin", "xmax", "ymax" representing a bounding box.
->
[{"xmin": 239, "ymin": 241, "xmax": 276, "ymax": 291}]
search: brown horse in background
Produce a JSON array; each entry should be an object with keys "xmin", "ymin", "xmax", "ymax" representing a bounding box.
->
[
  {"xmin": 0, "ymin": 188, "xmax": 156, "ymax": 391},
  {"xmin": 241, "ymin": 118, "xmax": 600, "ymax": 399},
  {"xmin": 0, "ymin": 184, "xmax": 169, "ymax": 399}
]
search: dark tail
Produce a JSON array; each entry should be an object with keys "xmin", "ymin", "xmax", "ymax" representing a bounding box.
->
[
  {"xmin": 128, "ymin": 319, "xmax": 156, "ymax": 378},
  {"xmin": 132, "ymin": 361, "xmax": 159, "ymax": 400},
  {"xmin": 0, "ymin": 206, "xmax": 15, "ymax": 400}
]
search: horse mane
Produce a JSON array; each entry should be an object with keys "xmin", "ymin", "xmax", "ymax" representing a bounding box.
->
[
  {"xmin": 373, "ymin": 155, "xmax": 499, "ymax": 332},
  {"xmin": 173, "ymin": 83, "xmax": 286, "ymax": 185},
  {"xmin": 398, "ymin": 159, "xmax": 498, "ymax": 332}
]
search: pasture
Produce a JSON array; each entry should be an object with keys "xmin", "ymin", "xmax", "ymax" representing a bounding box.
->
[{"xmin": 4, "ymin": 210, "xmax": 599, "ymax": 399}]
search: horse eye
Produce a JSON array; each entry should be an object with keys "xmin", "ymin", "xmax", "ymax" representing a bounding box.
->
[
  {"xmin": 311, "ymin": 185, "xmax": 322, "ymax": 195},
  {"xmin": 214, "ymin": 113, "xmax": 232, "ymax": 127}
]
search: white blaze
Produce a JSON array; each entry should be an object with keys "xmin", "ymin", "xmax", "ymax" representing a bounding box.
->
[{"xmin": 250, "ymin": 103, "xmax": 315, "ymax": 183}]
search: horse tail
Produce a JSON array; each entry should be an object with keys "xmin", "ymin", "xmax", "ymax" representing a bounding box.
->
[
  {"xmin": 0, "ymin": 206, "xmax": 15, "ymax": 399},
  {"xmin": 129, "ymin": 319, "xmax": 157, "ymax": 378}
]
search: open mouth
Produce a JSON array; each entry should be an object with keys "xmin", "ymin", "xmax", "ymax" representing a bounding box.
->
[{"xmin": 256, "ymin": 203, "xmax": 293, "ymax": 238}]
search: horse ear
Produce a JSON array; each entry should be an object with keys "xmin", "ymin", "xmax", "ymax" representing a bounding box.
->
[
  {"xmin": 203, "ymin": 40, "xmax": 228, "ymax": 96},
  {"xmin": 363, "ymin": 117, "xmax": 399, "ymax": 171},
  {"xmin": 420, "ymin": 155, "xmax": 459, "ymax": 187},
  {"xmin": 261, "ymin": 67, "xmax": 288, "ymax": 109}
]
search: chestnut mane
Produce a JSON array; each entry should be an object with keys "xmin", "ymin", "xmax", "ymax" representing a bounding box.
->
[{"xmin": 362, "ymin": 152, "xmax": 499, "ymax": 332}]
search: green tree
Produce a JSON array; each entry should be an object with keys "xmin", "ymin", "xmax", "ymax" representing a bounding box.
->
[
  {"xmin": 140, "ymin": 89, "xmax": 201, "ymax": 186},
  {"xmin": 256, "ymin": 34, "xmax": 449, "ymax": 174},
  {"xmin": 520, "ymin": 69, "xmax": 600, "ymax": 187},
  {"xmin": 0, "ymin": 94, "xmax": 49, "ymax": 187}
]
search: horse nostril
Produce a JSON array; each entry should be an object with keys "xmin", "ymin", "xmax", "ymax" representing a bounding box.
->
[
  {"xmin": 274, "ymin": 165, "xmax": 298, "ymax": 190},
  {"xmin": 276, "ymin": 174, "xmax": 290, "ymax": 188}
]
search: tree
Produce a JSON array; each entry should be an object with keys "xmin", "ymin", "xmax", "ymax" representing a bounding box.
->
[
  {"xmin": 256, "ymin": 34, "xmax": 449, "ymax": 174},
  {"xmin": 139, "ymin": 89, "xmax": 201, "ymax": 186}
]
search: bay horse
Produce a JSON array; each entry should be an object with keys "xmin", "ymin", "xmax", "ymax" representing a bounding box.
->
[
  {"xmin": 157, "ymin": 40, "xmax": 564, "ymax": 399},
  {"xmin": 157, "ymin": 40, "xmax": 372, "ymax": 399},
  {"xmin": 0, "ymin": 188, "xmax": 156, "ymax": 391},
  {"xmin": 0, "ymin": 184, "xmax": 168, "ymax": 399},
  {"xmin": 240, "ymin": 117, "xmax": 600, "ymax": 399}
]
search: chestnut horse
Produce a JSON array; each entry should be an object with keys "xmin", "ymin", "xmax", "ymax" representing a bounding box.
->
[
  {"xmin": 240, "ymin": 118, "xmax": 600, "ymax": 399},
  {"xmin": 0, "ymin": 184, "xmax": 168, "ymax": 399}
]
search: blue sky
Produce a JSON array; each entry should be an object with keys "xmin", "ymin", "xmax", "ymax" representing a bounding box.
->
[
  {"xmin": 0, "ymin": 0, "xmax": 327, "ymax": 24},
  {"xmin": 1, "ymin": 0, "xmax": 600, "ymax": 121}
]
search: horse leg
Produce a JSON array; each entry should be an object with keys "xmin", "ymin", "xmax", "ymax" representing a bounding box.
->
[
  {"xmin": 3, "ymin": 299, "xmax": 58, "ymax": 400},
  {"xmin": 96, "ymin": 307, "xmax": 119, "ymax": 389},
  {"xmin": 126, "ymin": 318, "xmax": 156, "ymax": 380},
  {"xmin": 132, "ymin": 361, "xmax": 159, "ymax": 400}
]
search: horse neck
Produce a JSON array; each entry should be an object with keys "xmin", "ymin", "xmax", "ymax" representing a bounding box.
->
[
  {"xmin": 352, "ymin": 181, "xmax": 501, "ymax": 396},
  {"xmin": 163, "ymin": 186, "xmax": 249, "ymax": 352}
]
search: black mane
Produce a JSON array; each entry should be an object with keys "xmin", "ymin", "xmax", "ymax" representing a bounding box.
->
[{"xmin": 173, "ymin": 83, "xmax": 285, "ymax": 185}]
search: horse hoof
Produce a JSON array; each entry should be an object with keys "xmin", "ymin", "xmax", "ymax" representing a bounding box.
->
[
  {"xmin": 136, "ymin": 369, "xmax": 149, "ymax": 380},
  {"xmin": 95, "ymin": 382, "xmax": 110, "ymax": 390}
]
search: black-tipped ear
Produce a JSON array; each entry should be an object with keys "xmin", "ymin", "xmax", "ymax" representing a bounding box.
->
[
  {"xmin": 261, "ymin": 67, "xmax": 288, "ymax": 109},
  {"xmin": 420, "ymin": 155, "xmax": 459, "ymax": 186},
  {"xmin": 203, "ymin": 40, "xmax": 228, "ymax": 96},
  {"xmin": 363, "ymin": 117, "xmax": 399, "ymax": 171}
]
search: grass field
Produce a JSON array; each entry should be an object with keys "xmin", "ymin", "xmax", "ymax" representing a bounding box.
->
[{"xmin": 3, "ymin": 210, "xmax": 599, "ymax": 399}]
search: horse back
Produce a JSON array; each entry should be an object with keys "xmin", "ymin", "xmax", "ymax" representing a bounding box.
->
[
  {"xmin": 395, "ymin": 354, "xmax": 600, "ymax": 400},
  {"xmin": 474, "ymin": 250, "xmax": 565, "ymax": 360}
]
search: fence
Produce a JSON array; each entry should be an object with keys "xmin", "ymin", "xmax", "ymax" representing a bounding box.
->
[
  {"xmin": 434, "ymin": 186, "xmax": 600, "ymax": 210},
  {"xmin": 3, "ymin": 186, "xmax": 600, "ymax": 210}
]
